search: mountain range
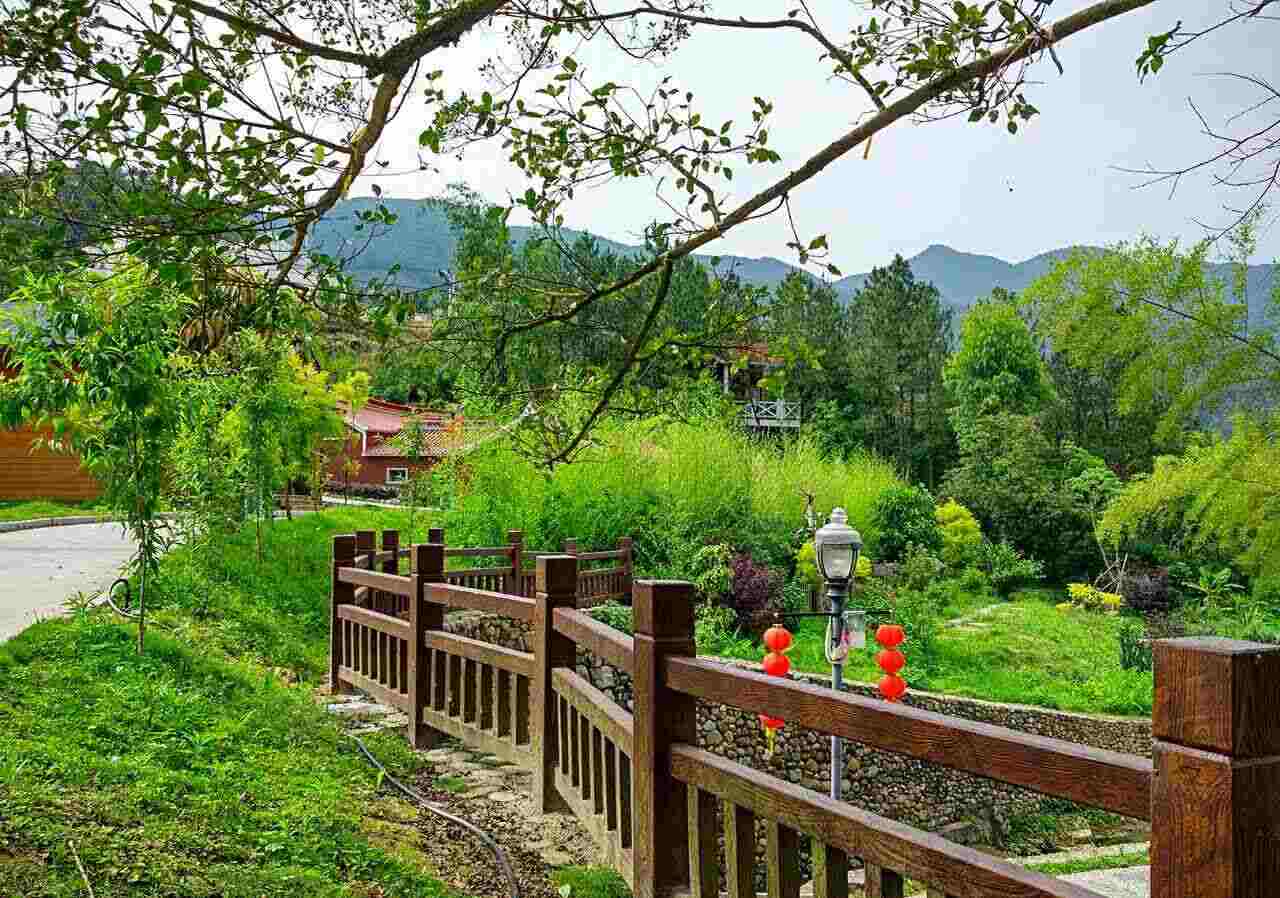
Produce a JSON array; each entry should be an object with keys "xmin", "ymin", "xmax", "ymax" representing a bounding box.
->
[{"xmin": 311, "ymin": 198, "xmax": 1276, "ymax": 321}]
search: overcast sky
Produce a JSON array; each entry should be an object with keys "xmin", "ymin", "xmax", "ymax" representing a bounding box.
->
[{"xmin": 354, "ymin": 2, "xmax": 1280, "ymax": 273}]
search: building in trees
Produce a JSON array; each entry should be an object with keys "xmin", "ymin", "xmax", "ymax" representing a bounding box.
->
[{"xmin": 327, "ymin": 399, "xmax": 459, "ymax": 489}]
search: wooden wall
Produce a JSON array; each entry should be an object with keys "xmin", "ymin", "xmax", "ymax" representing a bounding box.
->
[{"xmin": 0, "ymin": 426, "xmax": 101, "ymax": 501}]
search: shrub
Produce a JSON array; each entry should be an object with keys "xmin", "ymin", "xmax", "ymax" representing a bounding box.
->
[
  {"xmin": 589, "ymin": 602, "xmax": 634, "ymax": 635},
  {"xmin": 899, "ymin": 542, "xmax": 944, "ymax": 593},
  {"xmin": 871, "ymin": 485, "xmax": 942, "ymax": 562},
  {"xmin": 1119, "ymin": 565, "xmax": 1173, "ymax": 614},
  {"xmin": 1065, "ymin": 583, "xmax": 1124, "ymax": 613},
  {"xmin": 957, "ymin": 565, "xmax": 992, "ymax": 595},
  {"xmin": 728, "ymin": 553, "xmax": 782, "ymax": 632},
  {"xmin": 326, "ymin": 480, "xmax": 400, "ymax": 501},
  {"xmin": 1117, "ymin": 621, "xmax": 1153, "ymax": 672},
  {"xmin": 1253, "ymin": 575, "xmax": 1280, "ymax": 613},
  {"xmin": 936, "ymin": 499, "xmax": 983, "ymax": 569},
  {"xmin": 894, "ymin": 583, "xmax": 946, "ymax": 674},
  {"xmin": 980, "ymin": 540, "xmax": 1045, "ymax": 597},
  {"xmin": 694, "ymin": 601, "xmax": 741, "ymax": 653},
  {"xmin": 796, "ymin": 540, "xmax": 871, "ymax": 590}
]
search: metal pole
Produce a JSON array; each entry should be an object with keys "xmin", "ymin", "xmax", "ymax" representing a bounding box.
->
[{"xmin": 827, "ymin": 582, "xmax": 847, "ymax": 801}]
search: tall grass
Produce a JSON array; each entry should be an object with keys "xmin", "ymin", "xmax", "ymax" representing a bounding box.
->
[{"xmin": 442, "ymin": 419, "xmax": 901, "ymax": 573}]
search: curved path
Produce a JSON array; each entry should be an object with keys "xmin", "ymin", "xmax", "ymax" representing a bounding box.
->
[{"xmin": 0, "ymin": 522, "xmax": 137, "ymax": 642}]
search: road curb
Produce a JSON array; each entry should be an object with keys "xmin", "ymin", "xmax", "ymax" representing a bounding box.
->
[{"xmin": 0, "ymin": 512, "xmax": 179, "ymax": 534}]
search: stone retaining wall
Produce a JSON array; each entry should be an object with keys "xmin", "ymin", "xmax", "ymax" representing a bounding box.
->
[{"xmin": 443, "ymin": 610, "xmax": 1153, "ymax": 836}]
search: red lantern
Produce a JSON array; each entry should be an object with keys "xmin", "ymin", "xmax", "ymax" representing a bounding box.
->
[
  {"xmin": 760, "ymin": 623, "xmax": 793, "ymax": 757},
  {"xmin": 875, "ymin": 623, "xmax": 905, "ymax": 648},
  {"xmin": 875, "ymin": 624, "xmax": 907, "ymax": 702},
  {"xmin": 763, "ymin": 624, "xmax": 793, "ymax": 653},
  {"xmin": 878, "ymin": 674, "xmax": 907, "ymax": 702},
  {"xmin": 762, "ymin": 651, "xmax": 791, "ymax": 677},
  {"xmin": 876, "ymin": 648, "xmax": 905, "ymax": 675}
]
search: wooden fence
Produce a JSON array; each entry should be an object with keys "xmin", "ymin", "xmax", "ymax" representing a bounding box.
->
[{"xmin": 331, "ymin": 530, "xmax": 1280, "ymax": 898}]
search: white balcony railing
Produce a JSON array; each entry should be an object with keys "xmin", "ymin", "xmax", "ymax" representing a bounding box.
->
[{"xmin": 738, "ymin": 399, "xmax": 801, "ymax": 429}]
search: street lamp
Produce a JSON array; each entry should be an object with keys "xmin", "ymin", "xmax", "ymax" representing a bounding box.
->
[{"xmin": 814, "ymin": 507, "xmax": 863, "ymax": 800}]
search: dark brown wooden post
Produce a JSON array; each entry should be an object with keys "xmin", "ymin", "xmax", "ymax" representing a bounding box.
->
[
  {"xmin": 619, "ymin": 536, "xmax": 634, "ymax": 602},
  {"xmin": 409, "ymin": 542, "xmax": 446, "ymax": 749},
  {"xmin": 508, "ymin": 529, "xmax": 524, "ymax": 596},
  {"xmin": 428, "ymin": 526, "xmax": 444, "ymax": 544},
  {"xmin": 1151, "ymin": 637, "xmax": 1280, "ymax": 898},
  {"xmin": 563, "ymin": 537, "xmax": 578, "ymax": 556},
  {"xmin": 632, "ymin": 579, "xmax": 697, "ymax": 898},
  {"xmin": 356, "ymin": 529, "xmax": 375, "ymax": 569},
  {"xmin": 533, "ymin": 554, "xmax": 577, "ymax": 813},
  {"xmin": 329, "ymin": 534, "xmax": 356, "ymax": 693},
  {"xmin": 382, "ymin": 529, "xmax": 399, "ymax": 616}
]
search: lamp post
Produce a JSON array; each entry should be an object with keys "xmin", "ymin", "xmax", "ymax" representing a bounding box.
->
[{"xmin": 814, "ymin": 507, "xmax": 864, "ymax": 800}]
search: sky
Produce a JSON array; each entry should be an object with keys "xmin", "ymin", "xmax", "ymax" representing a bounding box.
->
[{"xmin": 358, "ymin": 2, "xmax": 1280, "ymax": 273}]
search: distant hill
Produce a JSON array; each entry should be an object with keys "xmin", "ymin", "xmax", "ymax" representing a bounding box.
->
[{"xmin": 310, "ymin": 197, "xmax": 1276, "ymax": 323}]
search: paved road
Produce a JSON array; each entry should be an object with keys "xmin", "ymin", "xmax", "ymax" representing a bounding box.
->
[
  {"xmin": 1061, "ymin": 867, "xmax": 1148, "ymax": 898},
  {"xmin": 0, "ymin": 522, "xmax": 137, "ymax": 642}
]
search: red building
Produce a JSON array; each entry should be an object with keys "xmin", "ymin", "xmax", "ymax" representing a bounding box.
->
[{"xmin": 328, "ymin": 398, "xmax": 460, "ymax": 488}]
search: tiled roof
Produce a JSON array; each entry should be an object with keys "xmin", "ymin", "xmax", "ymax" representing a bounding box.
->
[
  {"xmin": 363, "ymin": 427, "xmax": 459, "ymax": 458},
  {"xmin": 342, "ymin": 399, "xmax": 452, "ymax": 435}
]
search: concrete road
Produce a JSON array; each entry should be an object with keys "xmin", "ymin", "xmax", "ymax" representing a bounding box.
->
[
  {"xmin": 0, "ymin": 522, "xmax": 137, "ymax": 642},
  {"xmin": 1061, "ymin": 867, "xmax": 1149, "ymax": 898}
]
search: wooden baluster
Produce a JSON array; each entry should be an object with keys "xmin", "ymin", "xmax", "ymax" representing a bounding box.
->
[
  {"xmin": 579, "ymin": 710, "xmax": 591, "ymax": 801},
  {"xmin": 812, "ymin": 841, "xmax": 848, "ymax": 898},
  {"xmin": 409, "ymin": 543, "xmax": 444, "ymax": 748},
  {"xmin": 632, "ymin": 579, "xmax": 697, "ymax": 898},
  {"xmin": 463, "ymin": 658, "xmax": 477, "ymax": 725},
  {"xmin": 449, "ymin": 655, "xmax": 462, "ymax": 718},
  {"xmin": 533, "ymin": 554, "xmax": 577, "ymax": 812},
  {"xmin": 330, "ymin": 534, "xmax": 356, "ymax": 692},
  {"xmin": 863, "ymin": 863, "xmax": 903, "ymax": 898},
  {"xmin": 515, "ymin": 674, "xmax": 530, "ymax": 747},
  {"xmin": 497, "ymin": 669, "xmax": 512, "ymax": 739},
  {"xmin": 723, "ymin": 802, "xmax": 755, "ymax": 898},
  {"xmin": 570, "ymin": 706, "xmax": 581, "ymax": 788},
  {"xmin": 508, "ymin": 529, "xmax": 524, "ymax": 596},
  {"xmin": 766, "ymin": 821, "xmax": 801, "ymax": 898},
  {"xmin": 480, "ymin": 663, "xmax": 495, "ymax": 732},
  {"xmin": 377, "ymin": 631, "xmax": 387, "ymax": 686},
  {"xmin": 591, "ymin": 727, "xmax": 605, "ymax": 815},
  {"xmin": 433, "ymin": 647, "xmax": 446, "ymax": 712},
  {"xmin": 603, "ymin": 740, "xmax": 619, "ymax": 831},
  {"xmin": 559, "ymin": 695, "xmax": 571, "ymax": 777},
  {"xmin": 1151, "ymin": 637, "xmax": 1280, "ymax": 898},
  {"xmin": 686, "ymin": 787, "xmax": 719, "ymax": 898},
  {"xmin": 618, "ymin": 751, "xmax": 632, "ymax": 849},
  {"xmin": 428, "ymin": 527, "xmax": 444, "ymax": 544}
]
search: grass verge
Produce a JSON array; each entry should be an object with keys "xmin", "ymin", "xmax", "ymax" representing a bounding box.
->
[
  {"xmin": 0, "ymin": 498, "xmax": 107, "ymax": 522},
  {"xmin": 0, "ymin": 507, "xmax": 455, "ymax": 898},
  {"xmin": 1026, "ymin": 850, "xmax": 1149, "ymax": 876}
]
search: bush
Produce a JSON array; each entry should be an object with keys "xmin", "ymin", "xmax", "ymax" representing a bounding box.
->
[
  {"xmin": 899, "ymin": 542, "xmax": 944, "ymax": 592},
  {"xmin": 325, "ymin": 480, "xmax": 400, "ymax": 501},
  {"xmin": 936, "ymin": 499, "xmax": 983, "ymax": 569},
  {"xmin": 1065, "ymin": 582, "xmax": 1124, "ymax": 613},
  {"xmin": 871, "ymin": 485, "xmax": 942, "ymax": 562},
  {"xmin": 694, "ymin": 601, "xmax": 740, "ymax": 652},
  {"xmin": 796, "ymin": 540, "xmax": 871, "ymax": 590},
  {"xmin": 1119, "ymin": 564, "xmax": 1173, "ymax": 614},
  {"xmin": 893, "ymin": 583, "xmax": 946, "ymax": 674},
  {"xmin": 589, "ymin": 602, "xmax": 634, "ymax": 635},
  {"xmin": 1253, "ymin": 575, "xmax": 1280, "ymax": 613},
  {"xmin": 728, "ymin": 553, "xmax": 783, "ymax": 633},
  {"xmin": 980, "ymin": 540, "xmax": 1044, "ymax": 597}
]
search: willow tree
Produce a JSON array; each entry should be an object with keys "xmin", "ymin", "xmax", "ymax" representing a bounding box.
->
[{"xmin": 2, "ymin": 0, "xmax": 1239, "ymax": 458}]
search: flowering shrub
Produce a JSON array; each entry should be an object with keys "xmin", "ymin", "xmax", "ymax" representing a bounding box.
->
[{"xmin": 1065, "ymin": 583, "xmax": 1124, "ymax": 613}]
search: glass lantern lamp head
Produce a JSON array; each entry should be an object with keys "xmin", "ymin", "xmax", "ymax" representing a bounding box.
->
[{"xmin": 815, "ymin": 507, "xmax": 862, "ymax": 588}]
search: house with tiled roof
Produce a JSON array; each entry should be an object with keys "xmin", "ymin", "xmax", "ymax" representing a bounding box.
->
[
  {"xmin": 327, "ymin": 398, "xmax": 462, "ymax": 488},
  {"xmin": 713, "ymin": 343, "xmax": 800, "ymax": 429}
]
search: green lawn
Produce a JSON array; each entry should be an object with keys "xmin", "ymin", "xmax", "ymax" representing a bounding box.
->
[
  {"xmin": 712, "ymin": 588, "xmax": 1154, "ymax": 716},
  {"xmin": 0, "ymin": 507, "xmax": 457, "ymax": 898},
  {"xmin": 0, "ymin": 498, "xmax": 107, "ymax": 522}
]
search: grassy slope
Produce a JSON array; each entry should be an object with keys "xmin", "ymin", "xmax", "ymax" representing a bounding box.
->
[
  {"xmin": 0, "ymin": 498, "xmax": 107, "ymax": 522},
  {"xmin": 0, "ymin": 507, "xmax": 452, "ymax": 898},
  {"xmin": 712, "ymin": 588, "xmax": 1154, "ymax": 716}
]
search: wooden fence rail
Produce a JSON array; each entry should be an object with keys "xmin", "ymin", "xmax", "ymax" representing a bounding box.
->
[{"xmin": 331, "ymin": 529, "xmax": 1280, "ymax": 898}]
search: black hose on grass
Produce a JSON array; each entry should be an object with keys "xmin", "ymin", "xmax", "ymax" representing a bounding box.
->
[{"xmin": 349, "ymin": 733, "xmax": 521, "ymax": 898}]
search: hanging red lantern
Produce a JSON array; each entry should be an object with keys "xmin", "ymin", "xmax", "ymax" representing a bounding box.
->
[
  {"xmin": 875, "ymin": 623, "xmax": 905, "ymax": 648},
  {"xmin": 763, "ymin": 624, "xmax": 793, "ymax": 653},
  {"xmin": 875, "ymin": 624, "xmax": 907, "ymax": 702},
  {"xmin": 762, "ymin": 651, "xmax": 791, "ymax": 677},
  {"xmin": 760, "ymin": 622, "xmax": 793, "ymax": 757}
]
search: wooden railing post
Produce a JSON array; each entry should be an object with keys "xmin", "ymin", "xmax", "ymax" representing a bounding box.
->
[
  {"xmin": 356, "ymin": 529, "xmax": 375, "ymax": 568},
  {"xmin": 563, "ymin": 537, "xmax": 578, "ymax": 557},
  {"xmin": 428, "ymin": 527, "xmax": 444, "ymax": 544},
  {"xmin": 409, "ymin": 542, "xmax": 446, "ymax": 749},
  {"xmin": 329, "ymin": 534, "xmax": 356, "ymax": 693},
  {"xmin": 1151, "ymin": 637, "xmax": 1280, "ymax": 898},
  {"xmin": 533, "ymin": 554, "xmax": 578, "ymax": 812},
  {"xmin": 382, "ymin": 529, "xmax": 400, "ymax": 616},
  {"xmin": 632, "ymin": 579, "xmax": 696, "ymax": 898},
  {"xmin": 508, "ymin": 529, "xmax": 524, "ymax": 596},
  {"xmin": 619, "ymin": 536, "xmax": 633, "ymax": 602}
]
